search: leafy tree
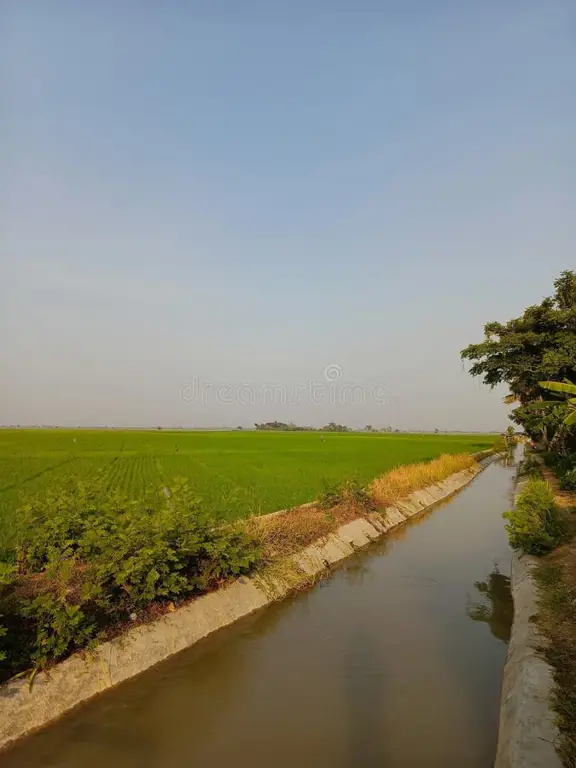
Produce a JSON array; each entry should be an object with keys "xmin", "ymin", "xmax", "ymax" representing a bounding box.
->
[
  {"xmin": 322, "ymin": 422, "xmax": 351, "ymax": 433},
  {"xmin": 254, "ymin": 421, "xmax": 316, "ymax": 432},
  {"xmin": 461, "ymin": 270, "xmax": 576, "ymax": 447}
]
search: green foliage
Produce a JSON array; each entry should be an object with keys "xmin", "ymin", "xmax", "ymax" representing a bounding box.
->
[
  {"xmin": 254, "ymin": 421, "xmax": 315, "ymax": 431},
  {"xmin": 542, "ymin": 450, "xmax": 576, "ymax": 478},
  {"xmin": 461, "ymin": 270, "xmax": 576, "ymax": 450},
  {"xmin": 19, "ymin": 482, "xmax": 261, "ymax": 605},
  {"xmin": 322, "ymin": 422, "xmax": 351, "ymax": 432},
  {"xmin": 503, "ymin": 479, "xmax": 566, "ymax": 555},
  {"xmin": 23, "ymin": 595, "xmax": 98, "ymax": 669},
  {"xmin": 511, "ymin": 402, "xmax": 568, "ymax": 447},
  {"xmin": 0, "ymin": 563, "xmax": 15, "ymax": 663},
  {"xmin": 538, "ymin": 380, "xmax": 576, "ymax": 431},
  {"xmin": 540, "ymin": 380, "xmax": 576, "ymax": 397},
  {"xmin": 559, "ymin": 468, "xmax": 576, "ymax": 491},
  {"xmin": 319, "ymin": 478, "xmax": 374, "ymax": 510},
  {"xmin": 0, "ymin": 481, "xmax": 261, "ymax": 680}
]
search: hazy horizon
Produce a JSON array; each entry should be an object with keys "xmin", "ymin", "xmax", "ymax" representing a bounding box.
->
[{"xmin": 3, "ymin": 2, "xmax": 575, "ymax": 431}]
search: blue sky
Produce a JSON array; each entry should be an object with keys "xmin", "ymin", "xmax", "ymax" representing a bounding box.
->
[{"xmin": 3, "ymin": 1, "xmax": 575, "ymax": 429}]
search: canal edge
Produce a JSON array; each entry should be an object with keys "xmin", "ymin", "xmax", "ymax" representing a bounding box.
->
[
  {"xmin": 495, "ymin": 477, "xmax": 562, "ymax": 768},
  {"xmin": 0, "ymin": 454, "xmax": 498, "ymax": 752}
]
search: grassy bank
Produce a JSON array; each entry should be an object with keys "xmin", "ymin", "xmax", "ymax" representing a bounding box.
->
[{"xmin": 0, "ymin": 450, "xmax": 483, "ymax": 685}]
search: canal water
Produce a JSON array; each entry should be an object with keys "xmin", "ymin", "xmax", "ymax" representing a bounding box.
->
[{"xmin": 1, "ymin": 458, "xmax": 515, "ymax": 768}]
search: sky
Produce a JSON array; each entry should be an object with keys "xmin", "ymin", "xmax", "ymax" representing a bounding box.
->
[{"xmin": 2, "ymin": 1, "xmax": 575, "ymax": 431}]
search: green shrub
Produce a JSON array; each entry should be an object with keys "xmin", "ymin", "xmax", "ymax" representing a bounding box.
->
[
  {"xmin": 543, "ymin": 452, "xmax": 576, "ymax": 477},
  {"xmin": 23, "ymin": 594, "xmax": 98, "ymax": 669},
  {"xmin": 504, "ymin": 479, "xmax": 566, "ymax": 555},
  {"xmin": 318, "ymin": 478, "xmax": 374, "ymax": 510},
  {"xmin": 0, "ymin": 481, "xmax": 261, "ymax": 679},
  {"xmin": 0, "ymin": 563, "xmax": 15, "ymax": 663},
  {"xmin": 19, "ymin": 482, "xmax": 260, "ymax": 602},
  {"xmin": 559, "ymin": 468, "xmax": 576, "ymax": 491}
]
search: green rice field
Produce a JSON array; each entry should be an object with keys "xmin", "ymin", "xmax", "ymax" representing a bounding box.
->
[{"xmin": 0, "ymin": 429, "xmax": 497, "ymax": 546}]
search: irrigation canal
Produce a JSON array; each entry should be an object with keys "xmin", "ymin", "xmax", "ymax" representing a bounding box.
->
[{"xmin": 1, "ymin": 457, "xmax": 516, "ymax": 767}]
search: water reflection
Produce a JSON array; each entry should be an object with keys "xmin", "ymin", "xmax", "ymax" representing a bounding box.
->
[
  {"xmin": 466, "ymin": 566, "xmax": 513, "ymax": 644},
  {"xmin": 495, "ymin": 443, "xmax": 517, "ymax": 467}
]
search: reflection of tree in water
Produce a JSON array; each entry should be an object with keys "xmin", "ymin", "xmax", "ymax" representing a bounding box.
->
[
  {"xmin": 495, "ymin": 445, "xmax": 516, "ymax": 467},
  {"xmin": 467, "ymin": 567, "xmax": 513, "ymax": 644}
]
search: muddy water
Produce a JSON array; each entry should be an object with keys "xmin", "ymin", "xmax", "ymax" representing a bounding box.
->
[{"xmin": 1, "ymin": 460, "xmax": 515, "ymax": 768}]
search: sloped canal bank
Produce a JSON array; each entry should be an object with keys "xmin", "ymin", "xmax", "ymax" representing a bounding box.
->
[{"xmin": 0, "ymin": 458, "xmax": 516, "ymax": 768}]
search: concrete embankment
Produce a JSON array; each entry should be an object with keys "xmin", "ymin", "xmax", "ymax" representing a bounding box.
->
[
  {"xmin": 0, "ymin": 457, "xmax": 495, "ymax": 751},
  {"xmin": 495, "ymin": 477, "xmax": 561, "ymax": 768}
]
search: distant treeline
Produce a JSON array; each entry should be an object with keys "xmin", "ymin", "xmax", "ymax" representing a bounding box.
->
[
  {"xmin": 253, "ymin": 421, "xmax": 399, "ymax": 433},
  {"xmin": 254, "ymin": 421, "xmax": 315, "ymax": 431}
]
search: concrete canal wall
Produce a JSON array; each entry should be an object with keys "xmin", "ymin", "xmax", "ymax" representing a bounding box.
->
[{"xmin": 495, "ymin": 477, "xmax": 561, "ymax": 768}]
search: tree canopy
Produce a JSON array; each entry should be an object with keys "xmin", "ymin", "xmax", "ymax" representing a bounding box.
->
[
  {"xmin": 461, "ymin": 270, "xmax": 576, "ymax": 450},
  {"xmin": 461, "ymin": 270, "xmax": 576, "ymax": 403}
]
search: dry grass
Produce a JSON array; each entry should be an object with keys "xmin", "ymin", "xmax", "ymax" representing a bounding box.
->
[
  {"xmin": 253, "ymin": 557, "xmax": 313, "ymax": 599},
  {"xmin": 370, "ymin": 452, "xmax": 477, "ymax": 507},
  {"xmin": 246, "ymin": 494, "xmax": 375, "ymax": 599},
  {"xmin": 535, "ymin": 471, "xmax": 576, "ymax": 767},
  {"xmin": 247, "ymin": 499, "xmax": 367, "ymax": 561}
]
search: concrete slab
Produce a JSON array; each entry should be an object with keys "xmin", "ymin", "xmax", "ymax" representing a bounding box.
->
[{"xmin": 336, "ymin": 518, "xmax": 380, "ymax": 547}]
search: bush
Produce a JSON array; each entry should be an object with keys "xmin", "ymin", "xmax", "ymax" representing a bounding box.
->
[
  {"xmin": 0, "ymin": 563, "xmax": 15, "ymax": 663},
  {"xmin": 543, "ymin": 452, "xmax": 576, "ymax": 477},
  {"xmin": 23, "ymin": 594, "xmax": 98, "ymax": 669},
  {"xmin": 318, "ymin": 478, "xmax": 374, "ymax": 511},
  {"xmin": 559, "ymin": 468, "xmax": 576, "ymax": 491},
  {"xmin": 0, "ymin": 482, "xmax": 261, "ymax": 679},
  {"xmin": 504, "ymin": 479, "xmax": 566, "ymax": 555},
  {"xmin": 19, "ymin": 482, "xmax": 260, "ymax": 601}
]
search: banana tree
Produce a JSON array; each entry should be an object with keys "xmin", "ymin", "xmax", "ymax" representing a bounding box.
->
[
  {"xmin": 520, "ymin": 380, "xmax": 576, "ymax": 453},
  {"xmin": 527, "ymin": 380, "xmax": 576, "ymax": 456},
  {"xmin": 538, "ymin": 381, "xmax": 576, "ymax": 427}
]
